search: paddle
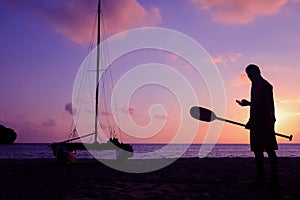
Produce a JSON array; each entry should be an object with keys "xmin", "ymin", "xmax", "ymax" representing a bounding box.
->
[{"xmin": 190, "ymin": 106, "xmax": 293, "ymax": 141}]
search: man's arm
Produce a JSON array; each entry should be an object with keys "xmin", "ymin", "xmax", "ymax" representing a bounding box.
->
[{"xmin": 236, "ymin": 99, "xmax": 251, "ymax": 129}]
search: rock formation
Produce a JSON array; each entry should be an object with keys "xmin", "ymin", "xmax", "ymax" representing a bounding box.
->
[{"xmin": 0, "ymin": 124, "xmax": 17, "ymax": 144}]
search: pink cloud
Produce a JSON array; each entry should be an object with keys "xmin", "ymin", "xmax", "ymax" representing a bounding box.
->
[
  {"xmin": 2, "ymin": 115, "xmax": 52, "ymax": 142},
  {"xmin": 228, "ymin": 53, "xmax": 242, "ymax": 62},
  {"xmin": 154, "ymin": 114, "xmax": 167, "ymax": 119},
  {"xmin": 191, "ymin": 0, "xmax": 288, "ymax": 24},
  {"xmin": 154, "ymin": 109, "xmax": 175, "ymax": 120},
  {"xmin": 101, "ymin": 0, "xmax": 161, "ymax": 34},
  {"xmin": 232, "ymin": 72, "xmax": 249, "ymax": 86},
  {"xmin": 34, "ymin": 0, "xmax": 161, "ymax": 45},
  {"xmin": 213, "ymin": 52, "xmax": 242, "ymax": 64},
  {"xmin": 278, "ymin": 98, "xmax": 300, "ymax": 104},
  {"xmin": 263, "ymin": 65, "xmax": 285, "ymax": 72},
  {"xmin": 100, "ymin": 109, "xmax": 112, "ymax": 116},
  {"xmin": 213, "ymin": 55, "xmax": 225, "ymax": 64},
  {"xmin": 99, "ymin": 123, "xmax": 107, "ymax": 129},
  {"xmin": 120, "ymin": 104, "xmax": 136, "ymax": 116},
  {"xmin": 166, "ymin": 52, "xmax": 181, "ymax": 62},
  {"xmin": 128, "ymin": 107, "xmax": 135, "ymax": 115},
  {"xmin": 0, "ymin": 113, "xmax": 4, "ymax": 122},
  {"xmin": 42, "ymin": 118, "xmax": 56, "ymax": 127}
]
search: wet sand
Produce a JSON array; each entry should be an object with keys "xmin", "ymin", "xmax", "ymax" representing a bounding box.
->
[{"xmin": 1, "ymin": 157, "xmax": 300, "ymax": 199}]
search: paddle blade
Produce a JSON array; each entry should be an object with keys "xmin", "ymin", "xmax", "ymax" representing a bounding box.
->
[{"xmin": 190, "ymin": 106, "xmax": 216, "ymax": 122}]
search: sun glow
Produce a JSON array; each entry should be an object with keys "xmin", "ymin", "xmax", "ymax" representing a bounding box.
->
[{"xmin": 274, "ymin": 107, "xmax": 299, "ymax": 143}]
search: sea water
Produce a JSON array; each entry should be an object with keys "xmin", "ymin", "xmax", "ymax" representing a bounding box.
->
[{"xmin": 0, "ymin": 143, "xmax": 300, "ymax": 159}]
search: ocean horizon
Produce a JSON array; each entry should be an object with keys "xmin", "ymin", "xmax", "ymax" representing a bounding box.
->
[{"xmin": 0, "ymin": 143, "xmax": 300, "ymax": 160}]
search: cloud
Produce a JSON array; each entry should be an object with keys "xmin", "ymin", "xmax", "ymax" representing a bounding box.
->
[
  {"xmin": 191, "ymin": 0, "xmax": 288, "ymax": 24},
  {"xmin": 100, "ymin": 109, "xmax": 112, "ymax": 116},
  {"xmin": 166, "ymin": 52, "xmax": 181, "ymax": 62},
  {"xmin": 29, "ymin": 0, "xmax": 161, "ymax": 45},
  {"xmin": 64, "ymin": 103, "xmax": 73, "ymax": 115},
  {"xmin": 120, "ymin": 104, "xmax": 136, "ymax": 116},
  {"xmin": 101, "ymin": 0, "xmax": 161, "ymax": 34},
  {"xmin": 42, "ymin": 119, "xmax": 56, "ymax": 127},
  {"xmin": 232, "ymin": 72, "xmax": 249, "ymax": 86},
  {"xmin": 2, "ymin": 115, "xmax": 51, "ymax": 142},
  {"xmin": 213, "ymin": 52, "xmax": 242, "ymax": 64},
  {"xmin": 154, "ymin": 114, "xmax": 167, "ymax": 119},
  {"xmin": 128, "ymin": 107, "xmax": 135, "ymax": 115},
  {"xmin": 213, "ymin": 55, "xmax": 225, "ymax": 64},
  {"xmin": 34, "ymin": 1, "xmax": 97, "ymax": 45},
  {"xmin": 228, "ymin": 53, "xmax": 242, "ymax": 62},
  {"xmin": 99, "ymin": 123, "xmax": 107, "ymax": 130},
  {"xmin": 263, "ymin": 65, "xmax": 285, "ymax": 72},
  {"xmin": 278, "ymin": 98, "xmax": 300, "ymax": 104},
  {"xmin": 0, "ymin": 113, "xmax": 4, "ymax": 122}
]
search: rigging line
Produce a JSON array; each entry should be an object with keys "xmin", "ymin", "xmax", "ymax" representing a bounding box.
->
[
  {"xmin": 108, "ymin": 62, "xmax": 123, "ymax": 142},
  {"xmin": 68, "ymin": 128, "xmax": 78, "ymax": 141},
  {"xmin": 71, "ymin": 56, "xmax": 90, "ymax": 139},
  {"xmin": 67, "ymin": 24, "xmax": 96, "ymax": 141},
  {"xmin": 101, "ymin": 71, "xmax": 112, "ymax": 130},
  {"xmin": 100, "ymin": 5, "xmax": 124, "ymax": 142},
  {"xmin": 67, "ymin": 117, "xmax": 75, "ymax": 139},
  {"xmin": 99, "ymin": 6, "xmax": 113, "ymax": 133},
  {"xmin": 101, "ymin": 73, "xmax": 112, "ymax": 133},
  {"xmin": 87, "ymin": 11, "xmax": 98, "ymax": 53},
  {"xmin": 98, "ymin": 73, "xmax": 110, "ymax": 142},
  {"xmin": 71, "ymin": 8, "xmax": 98, "ymax": 142},
  {"xmin": 95, "ymin": 0, "xmax": 111, "ymax": 143}
]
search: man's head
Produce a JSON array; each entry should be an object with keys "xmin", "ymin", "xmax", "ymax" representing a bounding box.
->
[{"xmin": 245, "ymin": 64, "xmax": 261, "ymax": 81}]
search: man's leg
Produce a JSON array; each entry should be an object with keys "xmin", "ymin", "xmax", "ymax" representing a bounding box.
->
[
  {"xmin": 267, "ymin": 150, "xmax": 278, "ymax": 184},
  {"xmin": 254, "ymin": 151, "xmax": 265, "ymax": 184}
]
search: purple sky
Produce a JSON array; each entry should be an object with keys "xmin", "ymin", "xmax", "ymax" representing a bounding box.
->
[{"xmin": 1, "ymin": 0, "xmax": 300, "ymax": 143}]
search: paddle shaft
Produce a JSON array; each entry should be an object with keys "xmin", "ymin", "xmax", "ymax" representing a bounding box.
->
[
  {"xmin": 216, "ymin": 117, "xmax": 245, "ymax": 127},
  {"xmin": 216, "ymin": 117, "xmax": 293, "ymax": 141}
]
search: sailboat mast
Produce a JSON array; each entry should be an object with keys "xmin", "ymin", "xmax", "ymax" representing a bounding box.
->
[{"xmin": 94, "ymin": 0, "xmax": 101, "ymax": 143}]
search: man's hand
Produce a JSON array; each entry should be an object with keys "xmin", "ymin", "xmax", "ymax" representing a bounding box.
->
[
  {"xmin": 245, "ymin": 121, "xmax": 251, "ymax": 129},
  {"xmin": 236, "ymin": 99, "xmax": 251, "ymax": 107}
]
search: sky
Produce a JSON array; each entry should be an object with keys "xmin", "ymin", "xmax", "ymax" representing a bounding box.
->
[{"xmin": 0, "ymin": 0, "xmax": 300, "ymax": 144}]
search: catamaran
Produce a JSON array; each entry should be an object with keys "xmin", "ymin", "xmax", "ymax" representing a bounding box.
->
[{"xmin": 51, "ymin": 0, "xmax": 134, "ymax": 163}]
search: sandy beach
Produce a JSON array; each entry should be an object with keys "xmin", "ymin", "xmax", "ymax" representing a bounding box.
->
[{"xmin": 1, "ymin": 157, "xmax": 300, "ymax": 199}]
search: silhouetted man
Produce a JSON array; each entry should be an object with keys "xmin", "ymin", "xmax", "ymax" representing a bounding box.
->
[{"xmin": 237, "ymin": 64, "xmax": 278, "ymax": 186}]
